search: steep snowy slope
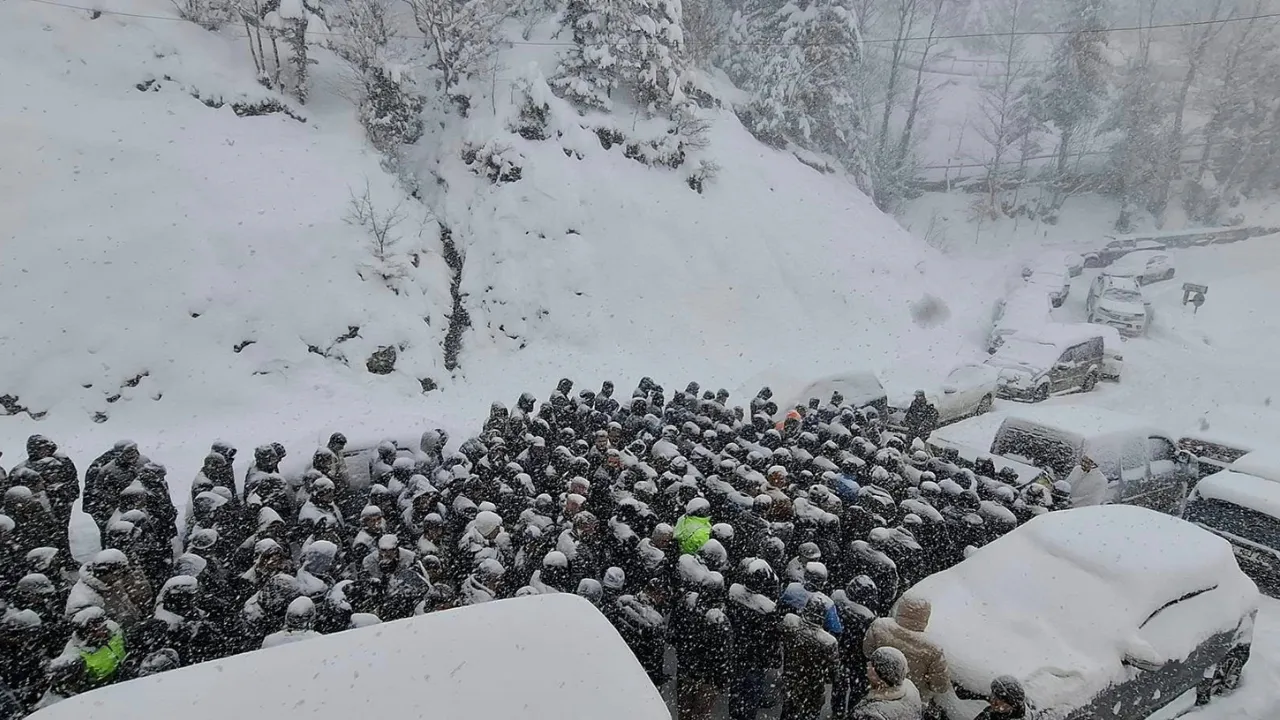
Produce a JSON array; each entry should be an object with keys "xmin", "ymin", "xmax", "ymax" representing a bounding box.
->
[{"xmin": 0, "ymin": 0, "xmax": 989, "ymax": 474}]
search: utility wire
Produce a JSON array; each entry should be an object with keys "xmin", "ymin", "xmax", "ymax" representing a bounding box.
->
[{"xmin": 17, "ymin": 0, "xmax": 1280, "ymax": 46}]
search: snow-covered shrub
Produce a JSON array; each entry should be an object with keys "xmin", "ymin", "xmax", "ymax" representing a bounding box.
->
[
  {"xmin": 623, "ymin": 134, "xmax": 684, "ymax": 168},
  {"xmin": 462, "ymin": 141, "xmax": 524, "ymax": 183},
  {"xmin": 685, "ymin": 158, "xmax": 719, "ymax": 193},
  {"xmin": 173, "ymin": 0, "xmax": 232, "ymax": 29},
  {"xmin": 509, "ymin": 74, "xmax": 554, "ymax": 141},
  {"xmin": 329, "ymin": 0, "xmax": 426, "ymax": 150},
  {"xmin": 345, "ymin": 181, "xmax": 414, "ymax": 286}
]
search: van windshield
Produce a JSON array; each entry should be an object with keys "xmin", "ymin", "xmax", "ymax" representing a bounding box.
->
[{"xmin": 991, "ymin": 427, "xmax": 1077, "ymax": 477}]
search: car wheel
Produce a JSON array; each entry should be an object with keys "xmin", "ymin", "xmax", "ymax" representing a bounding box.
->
[
  {"xmin": 977, "ymin": 395, "xmax": 993, "ymax": 414},
  {"xmin": 1197, "ymin": 645, "xmax": 1251, "ymax": 705},
  {"xmin": 1165, "ymin": 268, "xmax": 1175, "ymax": 280},
  {"xmin": 1034, "ymin": 384, "xmax": 1050, "ymax": 402},
  {"xmin": 1082, "ymin": 373, "xmax": 1098, "ymax": 392},
  {"xmin": 1084, "ymin": 254, "xmax": 1101, "ymax": 268}
]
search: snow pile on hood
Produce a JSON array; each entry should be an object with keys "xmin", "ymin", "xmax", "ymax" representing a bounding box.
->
[
  {"xmin": 29, "ymin": 594, "xmax": 667, "ymax": 720},
  {"xmin": 910, "ymin": 505, "xmax": 1258, "ymax": 717}
]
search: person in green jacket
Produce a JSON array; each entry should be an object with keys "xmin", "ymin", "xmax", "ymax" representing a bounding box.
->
[
  {"xmin": 674, "ymin": 498, "xmax": 713, "ymax": 555},
  {"xmin": 50, "ymin": 607, "xmax": 126, "ymax": 698}
]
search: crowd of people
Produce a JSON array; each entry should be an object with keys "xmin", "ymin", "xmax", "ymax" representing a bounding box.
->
[{"xmin": 0, "ymin": 377, "xmax": 1068, "ymax": 720}]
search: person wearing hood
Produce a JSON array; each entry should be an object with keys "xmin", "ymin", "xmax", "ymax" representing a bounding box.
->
[
  {"xmin": 674, "ymin": 497, "xmax": 713, "ymax": 555},
  {"xmin": 9, "ymin": 573, "xmax": 73, "ymax": 660},
  {"xmin": 672, "ymin": 572, "xmax": 734, "ymax": 720},
  {"xmin": 526, "ymin": 550, "xmax": 571, "ymax": 594},
  {"xmin": 832, "ymin": 576, "xmax": 880, "ymax": 718},
  {"xmin": 851, "ymin": 647, "xmax": 922, "ymax": 720},
  {"xmin": 461, "ymin": 559, "xmax": 505, "ymax": 605},
  {"xmin": 779, "ymin": 563, "xmax": 843, "ymax": 637},
  {"xmin": 1064, "ymin": 455, "xmax": 1107, "ymax": 508},
  {"xmin": 16, "ymin": 436, "xmax": 78, "ymax": 566},
  {"xmin": 244, "ymin": 475, "xmax": 296, "ymax": 539},
  {"xmin": 84, "ymin": 441, "xmax": 149, "ymax": 544},
  {"xmin": 2, "ymin": 485, "xmax": 57, "ymax": 558},
  {"xmin": 66, "ymin": 549, "xmax": 152, "ymax": 629},
  {"xmin": 847, "ymin": 540, "xmax": 899, "ymax": 615},
  {"xmin": 607, "ymin": 577, "xmax": 668, "ymax": 687},
  {"xmin": 242, "ymin": 573, "xmax": 299, "ymax": 650},
  {"xmin": 296, "ymin": 477, "xmax": 345, "ymax": 547},
  {"xmin": 975, "ymin": 676, "xmax": 1026, "ymax": 720},
  {"xmin": 785, "ymin": 541, "xmax": 822, "ymax": 583},
  {"xmin": 231, "ymin": 538, "xmax": 294, "ymax": 610},
  {"xmin": 126, "ymin": 575, "xmax": 218, "ymax": 669},
  {"xmin": 727, "ymin": 559, "xmax": 782, "ymax": 720},
  {"xmin": 457, "ymin": 510, "xmax": 509, "ymax": 579},
  {"xmin": 244, "ymin": 444, "xmax": 283, "ymax": 501},
  {"xmin": 1, "ymin": 606, "xmax": 50, "ymax": 709},
  {"xmin": 262, "ymin": 596, "xmax": 322, "ymax": 649},
  {"xmin": 780, "ymin": 596, "xmax": 841, "ymax": 720},
  {"xmin": 232, "ymin": 506, "xmax": 290, "ymax": 574},
  {"xmin": 47, "ymin": 607, "xmax": 127, "ymax": 698},
  {"xmin": 862, "ymin": 594, "xmax": 950, "ymax": 713},
  {"xmin": 296, "ymin": 540, "xmax": 340, "ymax": 600}
]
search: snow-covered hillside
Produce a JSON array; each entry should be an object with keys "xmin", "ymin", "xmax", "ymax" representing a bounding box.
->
[{"xmin": 0, "ymin": 0, "xmax": 989, "ymax": 471}]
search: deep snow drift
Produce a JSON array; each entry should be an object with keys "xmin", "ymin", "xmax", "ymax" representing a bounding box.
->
[{"xmin": 0, "ymin": 0, "xmax": 989, "ymax": 480}]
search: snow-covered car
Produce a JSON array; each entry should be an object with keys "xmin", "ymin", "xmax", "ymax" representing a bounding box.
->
[
  {"xmin": 1087, "ymin": 274, "xmax": 1152, "ymax": 337},
  {"xmin": 912, "ymin": 505, "xmax": 1259, "ymax": 720},
  {"xmin": 989, "ymin": 406, "xmax": 1195, "ymax": 513},
  {"xmin": 926, "ymin": 411, "xmax": 1047, "ymax": 488},
  {"xmin": 984, "ymin": 328, "xmax": 1104, "ymax": 402},
  {"xmin": 1178, "ymin": 405, "xmax": 1280, "ymax": 479},
  {"xmin": 779, "ymin": 371, "xmax": 889, "ymax": 419},
  {"xmin": 27, "ymin": 594, "xmax": 668, "ymax": 720},
  {"xmin": 1052, "ymin": 322, "xmax": 1123, "ymax": 380},
  {"xmin": 890, "ymin": 364, "xmax": 1000, "ymax": 428},
  {"xmin": 1184, "ymin": 469, "xmax": 1280, "ymax": 597},
  {"xmin": 1022, "ymin": 266, "xmax": 1070, "ymax": 307},
  {"xmin": 1085, "ymin": 237, "xmax": 1167, "ymax": 268},
  {"xmin": 1105, "ymin": 250, "xmax": 1176, "ymax": 285},
  {"xmin": 1232, "ymin": 449, "xmax": 1280, "ymax": 484},
  {"xmin": 987, "ymin": 287, "xmax": 1053, "ymax": 353}
]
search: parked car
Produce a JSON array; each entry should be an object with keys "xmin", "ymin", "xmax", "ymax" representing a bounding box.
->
[
  {"xmin": 984, "ymin": 327, "xmax": 1105, "ymax": 402},
  {"xmin": 780, "ymin": 371, "xmax": 888, "ymax": 418},
  {"xmin": 1023, "ymin": 266, "xmax": 1071, "ymax": 307},
  {"xmin": 988, "ymin": 287, "xmax": 1053, "ymax": 353},
  {"xmin": 1232, "ymin": 449, "xmax": 1280, "ymax": 484},
  {"xmin": 1084, "ymin": 237, "xmax": 1167, "ymax": 268},
  {"xmin": 1184, "ymin": 469, "xmax": 1280, "ymax": 597},
  {"xmin": 891, "ymin": 363, "xmax": 1000, "ymax": 428},
  {"xmin": 1178, "ymin": 405, "xmax": 1280, "ymax": 479},
  {"xmin": 1051, "ymin": 322, "xmax": 1123, "ymax": 380},
  {"xmin": 912, "ymin": 505, "xmax": 1259, "ymax": 720},
  {"xmin": 988, "ymin": 406, "xmax": 1196, "ymax": 512},
  {"xmin": 25, "ymin": 594, "xmax": 668, "ymax": 720},
  {"xmin": 926, "ymin": 410, "xmax": 1048, "ymax": 488},
  {"xmin": 1106, "ymin": 250, "xmax": 1176, "ymax": 285},
  {"xmin": 1087, "ymin": 274, "xmax": 1153, "ymax": 337}
]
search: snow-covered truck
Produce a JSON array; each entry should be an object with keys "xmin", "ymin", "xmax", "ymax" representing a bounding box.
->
[
  {"xmin": 26, "ymin": 594, "xmax": 668, "ymax": 720},
  {"xmin": 910, "ymin": 505, "xmax": 1259, "ymax": 720}
]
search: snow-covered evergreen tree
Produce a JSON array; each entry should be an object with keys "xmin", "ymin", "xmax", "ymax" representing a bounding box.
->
[
  {"xmin": 550, "ymin": 0, "xmax": 633, "ymax": 110},
  {"xmin": 330, "ymin": 0, "xmax": 426, "ymax": 150},
  {"xmin": 630, "ymin": 0, "xmax": 686, "ymax": 110},
  {"xmin": 277, "ymin": 0, "xmax": 327, "ymax": 103},
  {"xmin": 736, "ymin": 0, "xmax": 865, "ymax": 166},
  {"xmin": 1103, "ymin": 55, "xmax": 1166, "ymax": 231}
]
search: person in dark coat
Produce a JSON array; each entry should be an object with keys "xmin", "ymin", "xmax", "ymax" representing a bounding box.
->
[
  {"xmin": 727, "ymin": 560, "xmax": 782, "ymax": 720},
  {"xmin": 780, "ymin": 596, "xmax": 841, "ymax": 720},
  {"xmin": 847, "ymin": 540, "xmax": 899, "ymax": 615},
  {"xmin": 3, "ymin": 486, "xmax": 58, "ymax": 558},
  {"xmin": 126, "ymin": 575, "xmax": 220, "ymax": 670},
  {"xmin": 902, "ymin": 392, "xmax": 938, "ymax": 445},
  {"xmin": 831, "ymin": 576, "xmax": 879, "ymax": 718},
  {"xmin": 673, "ymin": 574, "xmax": 734, "ymax": 720},
  {"xmin": 14, "ymin": 436, "xmax": 79, "ymax": 565},
  {"xmin": 85, "ymin": 441, "xmax": 149, "ymax": 544},
  {"xmin": 975, "ymin": 676, "xmax": 1026, "ymax": 720}
]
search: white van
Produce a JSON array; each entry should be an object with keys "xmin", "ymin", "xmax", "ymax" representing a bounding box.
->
[
  {"xmin": 27, "ymin": 595, "xmax": 668, "ymax": 720},
  {"xmin": 989, "ymin": 406, "xmax": 1196, "ymax": 513}
]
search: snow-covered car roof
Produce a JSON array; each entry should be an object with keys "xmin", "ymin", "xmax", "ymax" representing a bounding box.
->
[
  {"xmin": 1232, "ymin": 449, "xmax": 1280, "ymax": 484},
  {"xmin": 1007, "ymin": 324, "xmax": 1106, "ymax": 352},
  {"xmin": 738, "ymin": 367, "xmax": 886, "ymax": 418},
  {"xmin": 985, "ymin": 336, "xmax": 1060, "ymax": 371},
  {"xmin": 912, "ymin": 506, "xmax": 1258, "ymax": 718},
  {"xmin": 27, "ymin": 594, "xmax": 667, "ymax": 720},
  {"xmin": 1182, "ymin": 404, "xmax": 1280, "ymax": 453},
  {"xmin": 1001, "ymin": 404, "xmax": 1165, "ymax": 443},
  {"xmin": 1194, "ymin": 470, "xmax": 1280, "ymax": 520}
]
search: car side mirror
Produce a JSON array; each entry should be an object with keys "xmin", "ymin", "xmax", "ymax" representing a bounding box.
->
[
  {"xmin": 942, "ymin": 385, "xmax": 958, "ymax": 394},
  {"xmin": 1055, "ymin": 362, "xmax": 1072, "ymax": 371}
]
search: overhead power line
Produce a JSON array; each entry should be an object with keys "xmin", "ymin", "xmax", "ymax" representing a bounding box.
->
[{"xmin": 16, "ymin": 0, "xmax": 1280, "ymax": 47}]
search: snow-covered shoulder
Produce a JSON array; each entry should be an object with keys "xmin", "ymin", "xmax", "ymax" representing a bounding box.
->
[{"xmin": 27, "ymin": 594, "xmax": 667, "ymax": 720}]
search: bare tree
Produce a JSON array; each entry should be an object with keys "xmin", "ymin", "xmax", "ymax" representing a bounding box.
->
[
  {"xmin": 973, "ymin": 0, "xmax": 1037, "ymax": 217},
  {"xmin": 403, "ymin": 0, "xmax": 510, "ymax": 103},
  {"xmin": 346, "ymin": 180, "xmax": 412, "ymax": 285}
]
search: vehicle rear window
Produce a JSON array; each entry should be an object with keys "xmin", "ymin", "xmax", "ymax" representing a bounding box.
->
[
  {"xmin": 991, "ymin": 427, "xmax": 1076, "ymax": 477},
  {"xmin": 1185, "ymin": 498, "xmax": 1280, "ymax": 551}
]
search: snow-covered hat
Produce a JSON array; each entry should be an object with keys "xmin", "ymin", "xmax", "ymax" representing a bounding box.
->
[{"xmin": 377, "ymin": 533, "xmax": 399, "ymax": 550}]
